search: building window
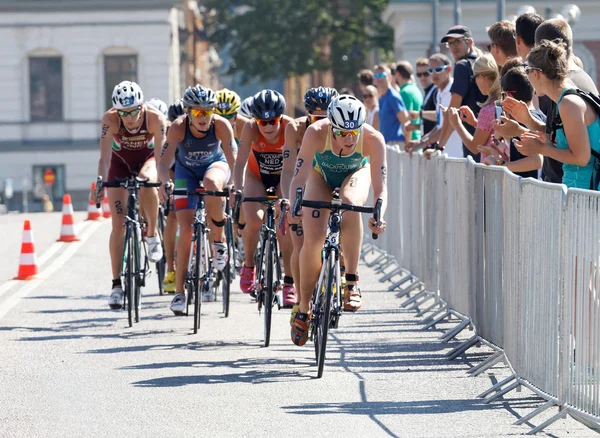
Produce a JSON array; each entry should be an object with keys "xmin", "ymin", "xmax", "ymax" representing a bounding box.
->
[
  {"xmin": 105, "ymin": 54, "xmax": 138, "ymax": 110},
  {"xmin": 30, "ymin": 56, "xmax": 63, "ymax": 121}
]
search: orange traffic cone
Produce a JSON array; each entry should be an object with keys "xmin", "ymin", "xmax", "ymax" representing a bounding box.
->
[
  {"xmin": 102, "ymin": 189, "xmax": 111, "ymax": 218},
  {"xmin": 86, "ymin": 182, "xmax": 103, "ymax": 221},
  {"xmin": 57, "ymin": 194, "xmax": 80, "ymax": 242},
  {"xmin": 14, "ymin": 220, "xmax": 40, "ymax": 280}
]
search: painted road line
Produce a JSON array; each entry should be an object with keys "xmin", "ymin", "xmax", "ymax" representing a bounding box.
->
[{"xmin": 0, "ymin": 221, "xmax": 103, "ymax": 320}]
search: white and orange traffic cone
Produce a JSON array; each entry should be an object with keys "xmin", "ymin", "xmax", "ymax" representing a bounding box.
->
[
  {"xmin": 57, "ymin": 194, "xmax": 80, "ymax": 242},
  {"xmin": 102, "ymin": 189, "xmax": 111, "ymax": 219},
  {"xmin": 14, "ymin": 220, "xmax": 41, "ymax": 280},
  {"xmin": 86, "ymin": 182, "xmax": 103, "ymax": 221}
]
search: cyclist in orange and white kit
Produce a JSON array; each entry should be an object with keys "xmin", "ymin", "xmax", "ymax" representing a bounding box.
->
[
  {"xmin": 96, "ymin": 81, "xmax": 167, "ymax": 309},
  {"xmin": 232, "ymin": 89, "xmax": 295, "ymax": 305},
  {"xmin": 281, "ymin": 86, "xmax": 338, "ymax": 316}
]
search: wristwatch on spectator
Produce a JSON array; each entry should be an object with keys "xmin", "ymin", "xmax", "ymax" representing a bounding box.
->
[{"xmin": 496, "ymin": 159, "xmax": 506, "ymax": 166}]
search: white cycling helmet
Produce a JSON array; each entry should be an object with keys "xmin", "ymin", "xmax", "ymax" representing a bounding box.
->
[
  {"xmin": 146, "ymin": 98, "xmax": 168, "ymax": 117},
  {"xmin": 328, "ymin": 95, "xmax": 366, "ymax": 131},
  {"xmin": 112, "ymin": 81, "xmax": 144, "ymax": 110},
  {"xmin": 239, "ymin": 96, "xmax": 254, "ymax": 118}
]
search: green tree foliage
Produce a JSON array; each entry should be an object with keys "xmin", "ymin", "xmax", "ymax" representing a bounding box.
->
[{"xmin": 203, "ymin": 0, "xmax": 393, "ymax": 87}]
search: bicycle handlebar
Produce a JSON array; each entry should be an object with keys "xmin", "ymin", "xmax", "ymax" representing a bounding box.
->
[
  {"xmin": 172, "ymin": 188, "xmax": 230, "ymax": 197},
  {"xmin": 242, "ymin": 196, "xmax": 279, "ymax": 204}
]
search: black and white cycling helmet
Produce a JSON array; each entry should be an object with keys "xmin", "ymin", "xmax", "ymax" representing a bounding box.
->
[
  {"xmin": 168, "ymin": 100, "xmax": 185, "ymax": 122},
  {"xmin": 304, "ymin": 87, "xmax": 338, "ymax": 112},
  {"xmin": 239, "ymin": 96, "xmax": 254, "ymax": 118},
  {"xmin": 146, "ymin": 98, "xmax": 168, "ymax": 117},
  {"xmin": 112, "ymin": 81, "xmax": 144, "ymax": 109},
  {"xmin": 182, "ymin": 85, "xmax": 218, "ymax": 108},
  {"xmin": 328, "ymin": 95, "xmax": 366, "ymax": 131},
  {"xmin": 251, "ymin": 89, "xmax": 285, "ymax": 120}
]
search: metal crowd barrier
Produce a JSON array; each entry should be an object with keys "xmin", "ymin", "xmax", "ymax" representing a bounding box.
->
[{"xmin": 361, "ymin": 148, "xmax": 600, "ymax": 434}]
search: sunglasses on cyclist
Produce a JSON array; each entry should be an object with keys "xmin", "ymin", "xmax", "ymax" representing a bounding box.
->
[
  {"xmin": 189, "ymin": 108, "xmax": 214, "ymax": 118},
  {"xmin": 256, "ymin": 117, "xmax": 282, "ymax": 127},
  {"xmin": 333, "ymin": 128, "xmax": 361, "ymax": 138},
  {"xmin": 427, "ymin": 65, "xmax": 449, "ymax": 74},
  {"xmin": 416, "ymin": 71, "xmax": 430, "ymax": 78},
  {"xmin": 220, "ymin": 113, "xmax": 237, "ymax": 120},
  {"xmin": 309, "ymin": 114, "xmax": 327, "ymax": 123},
  {"xmin": 117, "ymin": 106, "xmax": 141, "ymax": 118}
]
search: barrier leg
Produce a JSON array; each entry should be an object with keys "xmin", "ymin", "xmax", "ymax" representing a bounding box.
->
[
  {"xmin": 447, "ymin": 334, "xmax": 478, "ymax": 360},
  {"xmin": 478, "ymin": 374, "xmax": 516, "ymax": 399},
  {"xmin": 419, "ymin": 306, "xmax": 447, "ymax": 325},
  {"xmin": 365, "ymin": 253, "xmax": 388, "ymax": 268},
  {"xmin": 388, "ymin": 274, "xmax": 413, "ymax": 291},
  {"xmin": 514, "ymin": 400, "xmax": 555, "ymax": 425},
  {"xmin": 415, "ymin": 298, "xmax": 442, "ymax": 318},
  {"xmin": 375, "ymin": 259, "xmax": 396, "ymax": 274},
  {"xmin": 396, "ymin": 280, "xmax": 423, "ymax": 298},
  {"xmin": 440, "ymin": 318, "xmax": 470, "ymax": 342},
  {"xmin": 526, "ymin": 409, "xmax": 567, "ymax": 435},
  {"xmin": 483, "ymin": 380, "xmax": 521, "ymax": 404},
  {"xmin": 380, "ymin": 267, "xmax": 402, "ymax": 283},
  {"xmin": 468, "ymin": 350, "xmax": 505, "ymax": 376},
  {"xmin": 406, "ymin": 292, "xmax": 435, "ymax": 312},
  {"xmin": 401, "ymin": 289, "xmax": 429, "ymax": 308},
  {"xmin": 423, "ymin": 310, "xmax": 450, "ymax": 330}
]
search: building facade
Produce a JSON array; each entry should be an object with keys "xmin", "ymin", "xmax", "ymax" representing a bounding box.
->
[
  {"xmin": 0, "ymin": 0, "xmax": 182, "ymax": 211},
  {"xmin": 384, "ymin": 0, "xmax": 599, "ymax": 83}
]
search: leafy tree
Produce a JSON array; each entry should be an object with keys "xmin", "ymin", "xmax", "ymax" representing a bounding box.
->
[{"xmin": 203, "ymin": 0, "xmax": 393, "ymax": 87}]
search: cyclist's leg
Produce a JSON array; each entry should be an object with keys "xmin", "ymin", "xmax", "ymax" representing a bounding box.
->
[
  {"xmin": 339, "ymin": 165, "xmax": 371, "ymax": 310},
  {"xmin": 241, "ymin": 169, "xmax": 266, "ymax": 268},
  {"xmin": 203, "ymin": 162, "xmax": 230, "ymax": 243},
  {"xmin": 297, "ymin": 170, "xmax": 332, "ymax": 315},
  {"xmin": 108, "ymin": 187, "xmax": 129, "ymax": 280},
  {"xmin": 290, "ymin": 224, "xmax": 304, "ymax": 298},
  {"xmin": 138, "ymin": 157, "xmax": 160, "ymax": 237},
  {"xmin": 275, "ymin": 183, "xmax": 294, "ymax": 287},
  {"xmin": 164, "ymin": 169, "xmax": 177, "ymax": 273}
]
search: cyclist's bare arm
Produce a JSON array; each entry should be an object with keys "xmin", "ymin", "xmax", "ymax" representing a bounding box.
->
[
  {"xmin": 157, "ymin": 118, "xmax": 185, "ymax": 184},
  {"xmin": 97, "ymin": 112, "xmax": 119, "ymax": 181},
  {"xmin": 363, "ymin": 126, "xmax": 388, "ymax": 217},
  {"xmin": 215, "ymin": 115, "xmax": 237, "ymax": 173},
  {"xmin": 289, "ymin": 123, "xmax": 323, "ymax": 209},
  {"xmin": 233, "ymin": 121, "xmax": 257, "ymax": 190},
  {"xmin": 282, "ymin": 120, "xmax": 301, "ymax": 199}
]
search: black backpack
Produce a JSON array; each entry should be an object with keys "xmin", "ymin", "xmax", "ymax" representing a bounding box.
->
[{"xmin": 550, "ymin": 88, "xmax": 600, "ymax": 191}]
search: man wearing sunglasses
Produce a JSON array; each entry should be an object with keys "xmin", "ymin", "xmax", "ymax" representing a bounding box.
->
[
  {"xmin": 158, "ymin": 85, "xmax": 237, "ymax": 315},
  {"xmin": 288, "ymin": 95, "xmax": 387, "ymax": 346},
  {"xmin": 233, "ymin": 89, "xmax": 295, "ymax": 296},
  {"xmin": 437, "ymin": 25, "xmax": 485, "ymax": 161},
  {"xmin": 96, "ymin": 81, "xmax": 167, "ymax": 310},
  {"xmin": 281, "ymin": 86, "xmax": 338, "ymax": 315}
]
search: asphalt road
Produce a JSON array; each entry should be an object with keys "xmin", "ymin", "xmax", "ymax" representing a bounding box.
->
[{"xmin": 0, "ymin": 214, "xmax": 596, "ymax": 437}]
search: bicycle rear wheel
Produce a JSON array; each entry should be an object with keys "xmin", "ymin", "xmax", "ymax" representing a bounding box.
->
[
  {"xmin": 315, "ymin": 249, "xmax": 335, "ymax": 378},
  {"xmin": 263, "ymin": 235, "xmax": 274, "ymax": 348}
]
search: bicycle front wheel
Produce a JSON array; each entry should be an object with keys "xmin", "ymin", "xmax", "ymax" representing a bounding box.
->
[
  {"xmin": 134, "ymin": 228, "xmax": 142, "ymax": 323},
  {"xmin": 263, "ymin": 235, "xmax": 274, "ymax": 348},
  {"xmin": 193, "ymin": 233, "xmax": 203, "ymax": 334},
  {"xmin": 315, "ymin": 249, "xmax": 335, "ymax": 378},
  {"xmin": 222, "ymin": 216, "xmax": 234, "ymax": 317},
  {"xmin": 124, "ymin": 227, "xmax": 136, "ymax": 328},
  {"xmin": 156, "ymin": 208, "xmax": 166, "ymax": 295}
]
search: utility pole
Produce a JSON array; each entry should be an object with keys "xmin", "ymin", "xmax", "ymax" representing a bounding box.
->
[
  {"xmin": 432, "ymin": 0, "xmax": 440, "ymax": 53},
  {"xmin": 454, "ymin": 0, "xmax": 461, "ymax": 25},
  {"xmin": 497, "ymin": 0, "xmax": 505, "ymax": 21}
]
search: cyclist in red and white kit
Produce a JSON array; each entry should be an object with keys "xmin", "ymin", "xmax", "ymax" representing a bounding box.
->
[{"xmin": 96, "ymin": 81, "xmax": 167, "ymax": 309}]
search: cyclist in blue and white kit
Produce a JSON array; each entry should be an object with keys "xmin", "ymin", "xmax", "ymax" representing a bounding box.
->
[{"xmin": 158, "ymin": 85, "xmax": 237, "ymax": 315}]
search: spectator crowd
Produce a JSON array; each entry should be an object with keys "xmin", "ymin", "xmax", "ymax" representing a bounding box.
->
[{"xmin": 354, "ymin": 14, "xmax": 600, "ymax": 191}]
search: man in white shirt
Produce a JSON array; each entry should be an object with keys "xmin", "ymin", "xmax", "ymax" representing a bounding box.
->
[{"xmin": 405, "ymin": 54, "xmax": 463, "ymax": 157}]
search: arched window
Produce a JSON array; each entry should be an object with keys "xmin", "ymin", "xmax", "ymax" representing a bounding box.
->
[
  {"xmin": 103, "ymin": 47, "xmax": 138, "ymax": 110},
  {"xmin": 29, "ymin": 48, "xmax": 63, "ymax": 121}
]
